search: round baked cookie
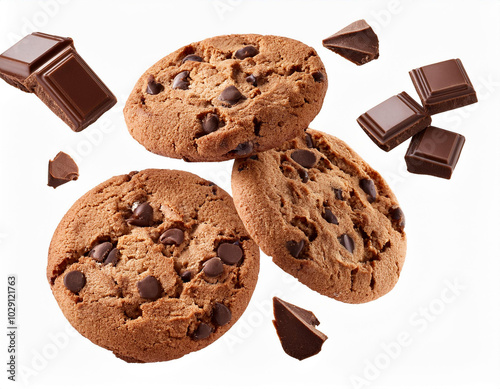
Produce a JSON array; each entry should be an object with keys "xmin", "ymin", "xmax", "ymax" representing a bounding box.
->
[
  {"xmin": 47, "ymin": 169, "xmax": 259, "ymax": 362},
  {"xmin": 231, "ymin": 130, "xmax": 406, "ymax": 304},
  {"xmin": 124, "ymin": 34, "xmax": 327, "ymax": 162}
]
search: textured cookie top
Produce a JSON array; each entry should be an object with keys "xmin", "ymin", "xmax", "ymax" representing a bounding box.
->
[
  {"xmin": 232, "ymin": 130, "xmax": 406, "ymax": 304},
  {"xmin": 48, "ymin": 169, "xmax": 259, "ymax": 362},
  {"xmin": 124, "ymin": 34, "xmax": 327, "ymax": 162}
]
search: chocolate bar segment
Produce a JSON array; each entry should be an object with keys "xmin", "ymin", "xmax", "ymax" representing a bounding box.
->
[
  {"xmin": 405, "ymin": 126, "xmax": 465, "ymax": 179},
  {"xmin": 0, "ymin": 32, "xmax": 116, "ymax": 131},
  {"xmin": 357, "ymin": 92, "xmax": 431, "ymax": 151},
  {"xmin": 409, "ymin": 59, "xmax": 477, "ymax": 115}
]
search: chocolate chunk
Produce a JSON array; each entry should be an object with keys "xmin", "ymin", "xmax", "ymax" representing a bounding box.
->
[
  {"xmin": 219, "ymin": 85, "xmax": 243, "ymax": 106},
  {"xmin": 404, "ymin": 126, "xmax": 465, "ymax": 179},
  {"xmin": 64, "ymin": 270, "xmax": 86, "ymax": 293},
  {"xmin": 212, "ymin": 303, "xmax": 232, "ymax": 326},
  {"xmin": 48, "ymin": 152, "xmax": 79, "ymax": 188},
  {"xmin": 305, "ymin": 133, "xmax": 314, "ymax": 148},
  {"xmin": 323, "ymin": 209, "xmax": 339, "ymax": 225},
  {"xmin": 291, "ymin": 150, "xmax": 317, "ymax": 168},
  {"xmin": 409, "ymin": 59, "xmax": 478, "ymax": 115},
  {"xmin": 357, "ymin": 92, "xmax": 432, "ymax": 151},
  {"xmin": 359, "ymin": 178, "xmax": 377, "ymax": 202},
  {"xmin": 146, "ymin": 75, "xmax": 164, "ymax": 95},
  {"xmin": 322, "ymin": 19, "xmax": 379, "ymax": 66},
  {"xmin": 246, "ymin": 74, "xmax": 257, "ymax": 86},
  {"xmin": 172, "ymin": 70, "xmax": 189, "ymax": 90},
  {"xmin": 390, "ymin": 207, "xmax": 405, "ymax": 229},
  {"xmin": 235, "ymin": 45, "xmax": 259, "ymax": 60},
  {"xmin": 0, "ymin": 33, "xmax": 116, "ymax": 132},
  {"xmin": 312, "ymin": 72, "xmax": 325, "ymax": 83},
  {"xmin": 339, "ymin": 234, "xmax": 354, "ymax": 253},
  {"xmin": 202, "ymin": 113, "xmax": 220, "ymax": 134},
  {"xmin": 217, "ymin": 243, "xmax": 243, "ymax": 265},
  {"xmin": 286, "ymin": 240, "xmax": 305, "ymax": 258},
  {"xmin": 126, "ymin": 202, "xmax": 154, "ymax": 227},
  {"xmin": 193, "ymin": 323, "xmax": 213, "ymax": 340},
  {"xmin": 180, "ymin": 270, "xmax": 192, "ymax": 282},
  {"xmin": 232, "ymin": 142, "xmax": 253, "ymax": 156},
  {"xmin": 298, "ymin": 168, "xmax": 309, "ymax": 183},
  {"xmin": 182, "ymin": 54, "xmax": 203, "ymax": 63},
  {"xmin": 103, "ymin": 248, "xmax": 119, "ymax": 266},
  {"xmin": 334, "ymin": 188, "xmax": 344, "ymax": 201},
  {"xmin": 203, "ymin": 257, "xmax": 224, "ymax": 277},
  {"xmin": 272, "ymin": 297, "xmax": 327, "ymax": 361},
  {"xmin": 137, "ymin": 275, "xmax": 162, "ymax": 300},
  {"xmin": 159, "ymin": 228, "xmax": 184, "ymax": 245},
  {"xmin": 89, "ymin": 242, "xmax": 113, "ymax": 262}
]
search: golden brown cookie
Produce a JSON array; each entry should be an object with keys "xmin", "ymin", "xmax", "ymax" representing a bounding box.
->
[
  {"xmin": 124, "ymin": 34, "xmax": 327, "ymax": 162},
  {"xmin": 232, "ymin": 130, "xmax": 406, "ymax": 304},
  {"xmin": 47, "ymin": 169, "xmax": 259, "ymax": 362}
]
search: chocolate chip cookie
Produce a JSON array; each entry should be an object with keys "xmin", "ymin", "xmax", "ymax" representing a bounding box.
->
[
  {"xmin": 47, "ymin": 169, "xmax": 259, "ymax": 362},
  {"xmin": 124, "ymin": 34, "xmax": 327, "ymax": 162},
  {"xmin": 232, "ymin": 130, "xmax": 406, "ymax": 304}
]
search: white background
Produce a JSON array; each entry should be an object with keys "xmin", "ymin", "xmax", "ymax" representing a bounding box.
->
[{"xmin": 1, "ymin": 1, "xmax": 499, "ymax": 388}]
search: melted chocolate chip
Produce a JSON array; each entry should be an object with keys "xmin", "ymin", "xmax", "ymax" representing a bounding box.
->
[
  {"xmin": 193, "ymin": 323, "xmax": 213, "ymax": 340},
  {"xmin": 323, "ymin": 209, "xmax": 339, "ymax": 225},
  {"xmin": 312, "ymin": 71, "xmax": 325, "ymax": 83},
  {"xmin": 89, "ymin": 242, "xmax": 113, "ymax": 262},
  {"xmin": 246, "ymin": 74, "xmax": 257, "ymax": 86},
  {"xmin": 159, "ymin": 228, "xmax": 184, "ymax": 245},
  {"xmin": 212, "ymin": 303, "xmax": 232, "ymax": 326},
  {"xmin": 172, "ymin": 71, "xmax": 190, "ymax": 90},
  {"xmin": 137, "ymin": 275, "xmax": 162, "ymax": 300},
  {"xmin": 203, "ymin": 257, "xmax": 224, "ymax": 277},
  {"xmin": 291, "ymin": 149, "xmax": 317, "ymax": 168},
  {"xmin": 298, "ymin": 168, "xmax": 309, "ymax": 183},
  {"xmin": 286, "ymin": 240, "xmax": 305, "ymax": 258},
  {"xmin": 64, "ymin": 271, "xmax": 86, "ymax": 293},
  {"xmin": 103, "ymin": 248, "xmax": 120, "ymax": 266},
  {"xmin": 232, "ymin": 142, "xmax": 253, "ymax": 156},
  {"xmin": 219, "ymin": 85, "xmax": 243, "ymax": 106},
  {"xmin": 182, "ymin": 54, "xmax": 203, "ymax": 63},
  {"xmin": 235, "ymin": 45, "xmax": 259, "ymax": 60},
  {"xmin": 339, "ymin": 234, "xmax": 354, "ymax": 253},
  {"xmin": 146, "ymin": 75, "xmax": 164, "ymax": 95},
  {"xmin": 202, "ymin": 113, "xmax": 220, "ymax": 134},
  {"xmin": 180, "ymin": 270, "xmax": 192, "ymax": 282},
  {"xmin": 359, "ymin": 178, "xmax": 377, "ymax": 202},
  {"xmin": 217, "ymin": 243, "xmax": 243, "ymax": 265},
  {"xmin": 126, "ymin": 202, "xmax": 154, "ymax": 227}
]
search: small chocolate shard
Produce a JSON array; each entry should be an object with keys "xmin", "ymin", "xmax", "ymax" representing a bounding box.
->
[
  {"xmin": 246, "ymin": 74, "xmax": 257, "ymax": 86},
  {"xmin": 272, "ymin": 297, "xmax": 327, "ymax": 361},
  {"xmin": 323, "ymin": 19, "xmax": 379, "ymax": 66},
  {"xmin": 48, "ymin": 152, "xmax": 79, "ymax": 188},
  {"xmin": 339, "ymin": 234, "xmax": 355, "ymax": 253},
  {"xmin": 323, "ymin": 208, "xmax": 339, "ymax": 225}
]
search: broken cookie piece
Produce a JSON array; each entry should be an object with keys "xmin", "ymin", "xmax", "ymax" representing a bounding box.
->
[
  {"xmin": 48, "ymin": 151, "xmax": 79, "ymax": 188},
  {"xmin": 272, "ymin": 297, "xmax": 327, "ymax": 360}
]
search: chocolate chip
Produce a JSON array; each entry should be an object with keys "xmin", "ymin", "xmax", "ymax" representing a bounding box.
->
[
  {"xmin": 126, "ymin": 202, "xmax": 154, "ymax": 227},
  {"xmin": 291, "ymin": 150, "xmax": 317, "ymax": 168},
  {"xmin": 180, "ymin": 270, "xmax": 192, "ymax": 282},
  {"xmin": 193, "ymin": 323, "xmax": 213, "ymax": 340},
  {"xmin": 137, "ymin": 275, "xmax": 162, "ymax": 300},
  {"xmin": 298, "ymin": 168, "xmax": 309, "ymax": 183},
  {"xmin": 312, "ymin": 71, "xmax": 325, "ymax": 83},
  {"xmin": 182, "ymin": 54, "xmax": 203, "ymax": 63},
  {"xmin": 217, "ymin": 243, "xmax": 243, "ymax": 265},
  {"xmin": 246, "ymin": 74, "xmax": 257, "ymax": 86},
  {"xmin": 159, "ymin": 228, "xmax": 184, "ymax": 245},
  {"xmin": 89, "ymin": 242, "xmax": 113, "ymax": 262},
  {"xmin": 146, "ymin": 75, "xmax": 164, "ymax": 95},
  {"xmin": 305, "ymin": 133, "xmax": 313, "ymax": 148},
  {"xmin": 201, "ymin": 113, "xmax": 219, "ymax": 134},
  {"xmin": 103, "ymin": 248, "xmax": 120, "ymax": 266},
  {"xmin": 359, "ymin": 178, "xmax": 377, "ymax": 202},
  {"xmin": 334, "ymin": 188, "xmax": 344, "ymax": 201},
  {"xmin": 235, "ymin": 45, "xmax": 259, "ymax": 60},
  {"xmin": 323, "ymin": 209, "xmax": 339, "ymax": 225},
  {"xmin": 232, "ymin": 142, "xmax": 253, "ymax": 156},
  {"xmin": 339, "ymin": 234, "xmax": 354, "ymax": 253},
  {"xmin": 64, "ymin": 271, "xmax": 86, "ymax": 293},
  {"xmin": 219, "ymin": 85, "xmax": 243, "ymax": 106},
  {"xmin": 249, "ymin": 155, "xmax": 259, "ymax": 160},
  {"xmin": 212, "ymin": 303, "xmax": 232, "ymax": 326},
  {"xmin": 391, "ymin": 207, "xmax": 405, "ymax": 229},
  {"xmin": 172, "ymin": 71, "xmax": 190, "ymax": 90},
  {"xmin": 203, "ymin": 257, "xmax": 224, "ymax": 277},
  {"xmin": 286, "ymin": 240, "xmax": 305, "ymax": 258}
]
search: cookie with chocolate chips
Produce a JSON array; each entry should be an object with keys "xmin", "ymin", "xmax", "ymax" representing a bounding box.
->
[
  {"xmin": 124, "ymin": 34, "xmax": 327, "ymax": 162},
  {"xmin": 232, "ymin": 130, "xmax": 406, "ymax": 304},
  {"xmin": 47, "ymin": 169, "xmax": 259, "ymax": 362}
]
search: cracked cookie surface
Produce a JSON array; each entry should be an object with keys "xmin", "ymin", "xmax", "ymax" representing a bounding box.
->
[
  {"xmin": 124, "ymin": 34, "xmax": 327, "ymax": 162},
  {"xmin": 232, "ymin": 130, "xmax": 406, "ymax": 304},
  {"xmin": 48, "ymin": 169, "xmax": 259, "ymax": 362}
]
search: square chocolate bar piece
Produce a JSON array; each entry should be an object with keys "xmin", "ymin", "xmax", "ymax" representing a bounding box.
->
[
  {"xmin": 357, "ymin": 92, "xmax": 431, "ymax": 151},
  {"xmin": 405, "ymin": 126, "xmax": 465, "ymax": 179},
  {"xmin": 409, "ymin": 59, "xmax": 477, "ymax": 115}
]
